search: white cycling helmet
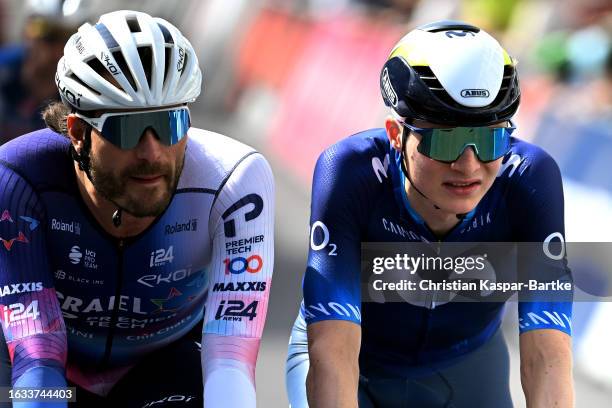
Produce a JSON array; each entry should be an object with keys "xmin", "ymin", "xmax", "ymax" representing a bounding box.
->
[
  {"xmin": 55, "ymin": 9, "xmax": 202, "ymax": 111},
  {"xmin": 380, "ymin": 20, "xmax": 520, "ymax": 126}
]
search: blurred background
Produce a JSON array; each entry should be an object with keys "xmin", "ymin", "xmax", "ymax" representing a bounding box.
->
[{"xmin": 1, "ymin": 0, "xmax": 611, "ymax": 406}]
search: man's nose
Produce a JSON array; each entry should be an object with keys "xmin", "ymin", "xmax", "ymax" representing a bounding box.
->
[
  {"xmin": 450, "ymin": 146, "xmax": 481, "ymax": 174},
  {"xmin": 134, "ymin": 128, "xmax": 163, "ymax": 162}
]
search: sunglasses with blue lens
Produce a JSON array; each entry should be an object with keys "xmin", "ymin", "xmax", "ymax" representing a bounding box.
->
[{"xmin": 75, "ymin": 107, "xmax": 191, "ymax": 150}]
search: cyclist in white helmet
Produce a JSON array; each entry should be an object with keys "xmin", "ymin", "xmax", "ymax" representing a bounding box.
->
[{"xmin": 0, "ymin": 10, "xmax": 274, "ymax": 407}]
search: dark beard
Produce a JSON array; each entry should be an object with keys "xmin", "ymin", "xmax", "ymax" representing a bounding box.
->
[{"xmin": 88, "ymin": 151, "xmax": 185, "ymax": 218}]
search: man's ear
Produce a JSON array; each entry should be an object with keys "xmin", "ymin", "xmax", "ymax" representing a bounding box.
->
[
  {"xmin": 67, "ymin": 115, "xmax": 87, "ymax": 153},
  {"xmin": 384, "ymin": 116, "xmax": 403, "ymax": 152}
]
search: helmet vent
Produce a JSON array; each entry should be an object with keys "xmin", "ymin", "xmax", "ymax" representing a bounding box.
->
[
  {"xmin": 499, "ymin": 65, "xmax": 514, "ymax": 92},
  {"xmin": 413, "ymin": 64, "xmax": 516, "ymax": 111},
  {"xmin": 163, "ymin": 46, "xmax": 172, "ymax": 88},
  {"xmin": 126, "ymin": 17, "xmax": 141, "ymax": 33},
  {"xmin": 412, "ymin": 66, "xmax": 444, "ymax": 90},
  {"xmin": 85, "ymin": 57, "xmax": 120, "ymax": 92},
  {"xmin": 111, "ymin": 51, "xmax": 137, "ymax": 92},
  {"xmin": 69, "ymin": 72, "xmax": 100, "ymax": 96},
  {"xmin": 488, "ymin": 65, "xmax": 515, "ymax": 108},
  {"xmin": 137, "ymin": 46, "xmax": 153, "ymax": 89},
  {"xmin": 412, "ymin": 65, "xmax": 460, "ymax": 107},
  {"xmin": 158, "ymin": 23, "xmax": 174, "ymax": 44}
]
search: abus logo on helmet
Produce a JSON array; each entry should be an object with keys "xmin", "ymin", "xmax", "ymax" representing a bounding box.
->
[
  {"xmin": 461, "ymin": 89, "xmax": 490, "ymax": 98},
  {"xmin": 381, "ymin": 67, "xmax": 398, "ymax": 107}
]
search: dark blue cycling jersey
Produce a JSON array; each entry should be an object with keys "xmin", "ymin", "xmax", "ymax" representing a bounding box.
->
[
  {"xmin": 301, "ymin": 128, "xmax": 572, "ymax": 375},
  {"xmin": 0, "ymin": 128, "xmax": 274, "ymax": 403}
]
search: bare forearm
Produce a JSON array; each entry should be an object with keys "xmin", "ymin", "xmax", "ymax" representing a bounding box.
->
[
  {"xmin": 306, "ymin": 357, "xmax": 359, "ymax": 408},
  {"xmin": 521, "ymin": 353, "xmax": 573, "ymax": 408}
]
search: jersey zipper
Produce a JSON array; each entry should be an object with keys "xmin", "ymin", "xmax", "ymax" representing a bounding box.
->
[
  {"xmin": 416, "ymin": 239, "xmax": 442, "ymax": 363},
  {"xmin": 100, "ymin": 238, "xmax": 125, "ymax": 368}
]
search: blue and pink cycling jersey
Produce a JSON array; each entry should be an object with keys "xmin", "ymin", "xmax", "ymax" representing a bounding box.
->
[{"xmin": 0, "ymin": 127, "xmax": 275, "ymax": 404}]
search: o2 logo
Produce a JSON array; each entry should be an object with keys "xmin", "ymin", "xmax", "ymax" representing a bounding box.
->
[
  {"xmin": 310, "ymin": 221, "xmax": 337, "ymax": 256},
  {"xmin": 223, "ymin": 254, "xmax": 263, "ymax": 275}
]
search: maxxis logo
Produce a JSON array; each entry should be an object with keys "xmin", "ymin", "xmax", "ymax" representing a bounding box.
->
[{"xmin": 69, "ymin": 246, "xmax": 82, "ymax": 264}]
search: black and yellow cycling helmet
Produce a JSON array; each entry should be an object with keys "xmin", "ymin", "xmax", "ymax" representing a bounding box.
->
[{"xmin": 380, "ymin": 20, "xmax": 520, "ymax": 126}]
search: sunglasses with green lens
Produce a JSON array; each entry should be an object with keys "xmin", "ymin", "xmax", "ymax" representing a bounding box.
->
[{"xmin": 402, "ymin": 121, "xmax": 515, "ymax": 163}]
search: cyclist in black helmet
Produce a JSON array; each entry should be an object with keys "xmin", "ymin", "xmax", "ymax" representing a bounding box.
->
[{"xmin": 286, "ymin": 21, "xmax": 573, "ymax": 408}]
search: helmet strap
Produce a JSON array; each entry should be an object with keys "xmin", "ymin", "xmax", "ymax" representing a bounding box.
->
[{"xmin": 70, "ymin": 125, "xmax": 93, "ymax": 182}]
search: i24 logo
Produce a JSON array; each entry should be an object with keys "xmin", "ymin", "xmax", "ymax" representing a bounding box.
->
[
  {"xmin": 214, "ymin": 300, "xmax": 258, "ymax": 321},
  {"xmin": 1, "ymin": 301, "xmax": 40, "ymax": 324},
  {"xmin": 150, "ymin": 246, "xmax": 174, "ymax": 267}
]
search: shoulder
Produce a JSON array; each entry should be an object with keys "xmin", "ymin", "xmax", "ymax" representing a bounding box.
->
[
  {"xmin": 498, "ymin": 137, "xmax": 561, "ymax": 182},
  {"xmin": 317, "ymin": 128, "xmax": 390, "ymax": 166},
  {"xmin": 0, "ymin": 129, "xmax": 73, "ymax": 191},
  {"xmin": 314, "ymin": 128, "xmax": 391, "ymax": 189},
  {"xmin": 179, "ymin": 128, "xmax": 266, "ymax": 191},
  {"xmin": 496, "ymin": 137, "xmax": 564, "ymax": 214}
]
